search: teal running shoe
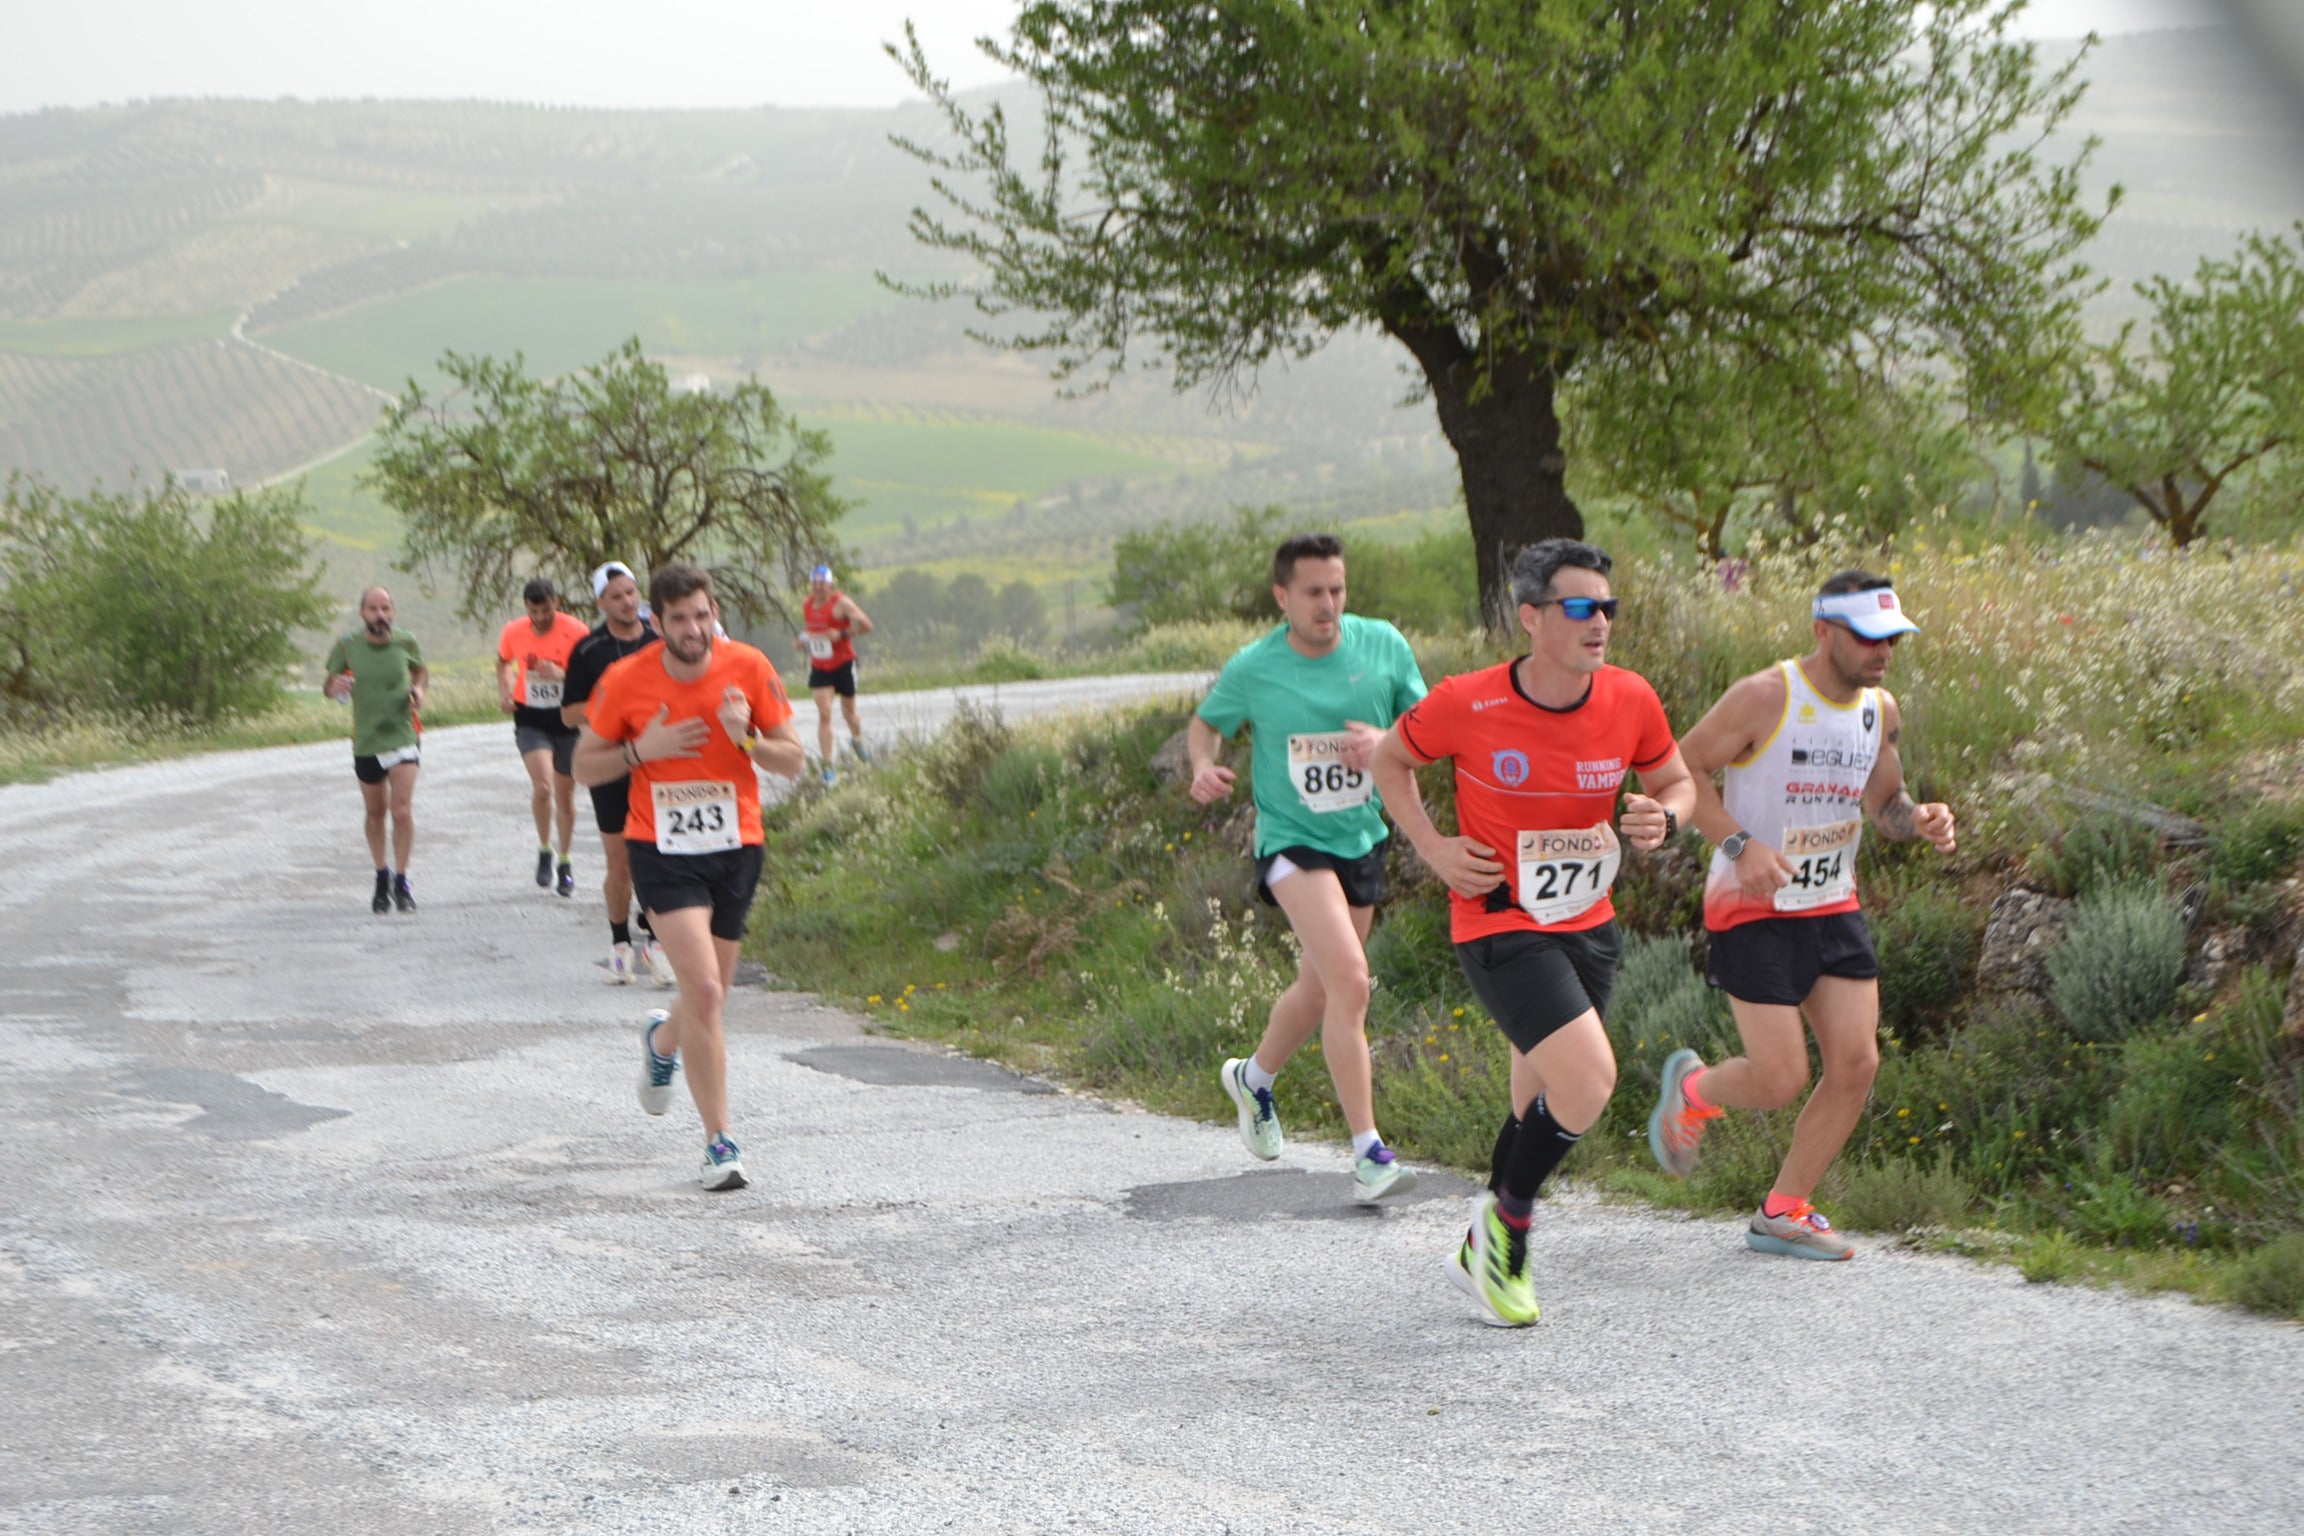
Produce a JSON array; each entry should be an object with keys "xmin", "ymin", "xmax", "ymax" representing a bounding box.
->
[
  {"xmin": 1746, "ymin": 1201, "xmax": 1855, "ymax": 1261},
  {"xmin": 700, "ymin": 1133, "xmax": 747, "ymax": 1192},
  {"xmin": 1353, "ymin": 1144, "xmax": 1418, "ymax": 1203},
  {"xmin": 1218, "ymin": 1057, "xmax": 1283, "ymax": 1160},
  {"xmin": 637, "ymin": 1010, "xmax": 678, "ymax": 1116}
]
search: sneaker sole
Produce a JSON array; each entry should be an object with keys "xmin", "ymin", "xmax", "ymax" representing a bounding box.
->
[
  {"xmin": 1746, "ymin": 1230, "xmax": 1855, "ymax": 1261},
  {"xmin": 637, "ymin": 1014, "xmax": 676, "ymax": 1116},
  {"xmin": 1353, "ymin": 1166, "xmax": 1419, "ymax": 1203},
  {"xmin": 701, "ymin": 1165, "xmax": 748, "ymax": 1192},
  {"xmin": 1648, "ymin": 1048, "xmax": 1704, "ymax": 1178},
  {"xmin": 1217, "ymin": 1059, "xmax": 1281, "ymax": 1161}
]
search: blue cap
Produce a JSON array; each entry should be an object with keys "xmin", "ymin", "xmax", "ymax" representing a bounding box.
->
[{"xmin": 810, "ymin": 564, "xmax": 834, "ymax": 582}]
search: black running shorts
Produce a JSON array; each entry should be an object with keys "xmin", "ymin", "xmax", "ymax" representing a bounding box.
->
[
  {"xmin": 353, "ymin": 744, "xmax": 420, "ymax": 784},
  {"xmin": 1706, "ymin": 910, "xmax": 1879, "ymax": 1006},
  {"xmin": 1254, "ymin": 841, "xmax": 1389, "ymax": 909},
  {"xmin": 807, "ymin": 660, "xmax": 858, "ymax": 697},
  {"xmin": 588, "ymin": 777, "xmax": 632, "ymax": 837},
  {"xmin": 627, "ymin": 840, "xmax": 766, "ymax": 942},
  {"xmin": 1456, "ymin": 921, "xmax": 1624, "ymax": 1054}
]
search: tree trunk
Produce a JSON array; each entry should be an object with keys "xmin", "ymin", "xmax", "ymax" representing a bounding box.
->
[{"xmin": 1420, "ymin": 352, "xmax": 1585, "ymax": 627}]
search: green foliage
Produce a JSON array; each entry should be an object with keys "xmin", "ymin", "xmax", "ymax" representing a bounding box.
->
[
  {"xmin": 1872, "ymin": 887, "xmax": 1984, "ymax": 1044},
  {"xmin": 1602, "ymin": 935, "xmax": 1736, "ymax": 1095},
  {"xmin": 369, "ymin": 338, "xmax": 845, "ymax": 627},
  {"xmin": 1108, "ymin": 507, "xmax": 1282, "ymax": 633},
  {"xmin": 2048, "ymin": 884, "xmax": 2188, "ymax": 1044},
  {"xmin": 1838, "ymin": 1150, "xmax": 1977, "ymax": 1233},
  {"xmin": 2210, "ymin": 801, "xmax": 2304, "ymax": 888},
  {"xmin": 2056, "ymin": 1150, "xmax": 2176, "ymax": 1249},
  {"xmin": 2107, "ymin": 1026, "xmax": 2237, "ymax": 1177},
  {"xmin": 2030, "ymin": 813, "xmax": 2158, "ymax": 899},
  {"xmin": 0, "ymin": 475, "xmax": 331, "ymax": 724},
  {"xmin": 2050, "ymin": 222, "xmax": 2304, "ymax": 546},
  {"xmin": 896, "ymin": 1, "xmax": 2108, "ymax": 609},
  {"xmin": 920, "ymin": 699, "xmax": 1016, "ymax": 810},
  {"xmin": 1339, "ymin": 530, "xmax": 1481, "ymax": 636},
  {"xmin": 2230, "ymin": 1234, "xmax": 2304, "ymax": 1320},
  {"xmin": 859, "ymin": 568, "xmax": 1048, "ymax": 658}
]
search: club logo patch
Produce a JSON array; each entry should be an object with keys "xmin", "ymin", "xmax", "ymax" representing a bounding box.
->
[
  {"xmin": 1862, "ymin": 705, "xmax": 1877, "ymax": 731},
  {"xmin": 1491, "ymin": 749, "xmax": 1530, "ymax": 787}
]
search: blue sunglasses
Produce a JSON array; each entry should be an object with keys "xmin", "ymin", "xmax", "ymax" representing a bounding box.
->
[{"xmin": 1531, "ymin": 596, "xmax": 1619, "ymax": 621}]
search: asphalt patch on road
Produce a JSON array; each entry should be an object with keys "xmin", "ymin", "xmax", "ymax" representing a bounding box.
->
[
  {"xmin": 624, "ymin": 1433, "xmax": 872, "ymax": 1489},
  {"xmin": 786, "ymin": 1043, "xmax": 1057, "ymax": 1094},
  {"xmin": 1124, "ymin": 1166, "xmax": 1475, "ymax": 1223},
  {"xmin": 115, "ymin": 1068, "xmax": 350, "ymax": 1140}
]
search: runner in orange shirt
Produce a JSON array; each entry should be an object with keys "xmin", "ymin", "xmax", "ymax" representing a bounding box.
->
[
  {"xmin": 498, "ymin": 578, "xmax": 593, "ymax": 896},
  {"xmin": 1372, "ymin": 539, "xmax": 1696, "ymax": 1326},
  {"xmin": 575, "ymin": 564, "xmax": 806, "ymax": 1192}
]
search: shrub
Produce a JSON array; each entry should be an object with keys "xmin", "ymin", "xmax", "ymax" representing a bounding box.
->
[
  {"xmin": 921, "ymin": 699, "xmax": 1014, "ymax": 809},
  {"xmin": 1604, "ymin": 935, "xmax": 1736, "ymax": 1093},
  {"xmin": 2230, "ymin": 1234, "xmax": 2304, "ymax": 1320},
  {"xmin": 2030, "ymin": 813, "xmax": 2158, "ymax": 899},
  {"xmin": 2211, "ymin": 801, "xmax": 2304, "ymax": 888},
  {"xmin": 1, "ymin": 475, "xmax": 331, "ymax": 725},
  {"xmin": 1837, "ymin": 1149, "xmax": 1977, "ymax": 1232},
  {"xmin": 2016, "ymin": 1229, "xmax": 2086, "ymax": 1283},
  {"xmin": 2048, "ymin": 884, "xmax": 2187, "ymax": 1043},
  {"xmin": 2058, "ymin": 1153, "xmax": 2175, "ymax": 1247},
  {"xmin": 979, "ymin": 742, "xmax": 1063, "ymax": 822},
  {"xmin": 1872, "ymin": 886, "xmax": 1983, "ymax": 1043},
  {"xmin": 1108, "ymin": 505, "xmax": 1283, "ymax": 632},
  {"xmin": 2105, "ymin": 1026, "xmax": 2235, "ymax": 1177}
]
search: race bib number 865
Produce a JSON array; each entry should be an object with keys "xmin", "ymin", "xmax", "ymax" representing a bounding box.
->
[
  {"xmin": 1288, "ymin": 732, "xmax": 1370, "ymax": 814},
  {"xmin": 653, "ymin": 780, "xmax": 740, "ymax": 855}
]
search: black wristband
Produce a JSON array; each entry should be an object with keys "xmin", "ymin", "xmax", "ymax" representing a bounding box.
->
[{"xmin": 1662, "ymin": 808, "xmax": 1678, "ymax": 840}]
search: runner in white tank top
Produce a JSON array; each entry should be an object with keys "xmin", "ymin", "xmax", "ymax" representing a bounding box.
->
[{"xmin": 1647, "ymin": 572, "xmax": 1957, "ymax": 1261}]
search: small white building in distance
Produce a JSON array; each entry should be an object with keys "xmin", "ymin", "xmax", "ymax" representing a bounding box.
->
[
  {"xmin": 672, "ymin": 373, "xmax": 713, "ymax": 397},
  {"xmin": 173, "ymin": 468, "xmax": 231, "ymax": 494}
]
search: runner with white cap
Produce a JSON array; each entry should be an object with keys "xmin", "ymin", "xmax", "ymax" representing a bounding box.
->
[
  {"xmin": 562, "ymin": 560, "xmax": 667, "ymax": 985},
  {"xmin": 1649, "ymin": 568, "xmax": 1957, "ymax": 1260},
  {"xmin": 797, "ymin": 564, "xmax": 874, "ymax": 785}
]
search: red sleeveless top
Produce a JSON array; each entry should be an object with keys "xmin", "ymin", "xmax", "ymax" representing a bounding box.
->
[{"xmin": 801, "ymin": 591, "xmax": 855, "ymax": 668}]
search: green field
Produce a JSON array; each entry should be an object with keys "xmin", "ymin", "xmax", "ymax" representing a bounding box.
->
[
  {"xmin": 0, "ymin": 312, "xmax": 236, "ymax": 356},
  {"xmin": 823, "ymin": 416, "xmax": 1192, "ymax": 540},
  {"xmin": 260, "ymin": 273, "xmax": 908, "ymax": 393}
]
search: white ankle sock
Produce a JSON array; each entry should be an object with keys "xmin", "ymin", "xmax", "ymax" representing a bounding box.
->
[
  {"xmin": 1351, "ymin": 1130, "xmax": 1384, "ymax": 1158},
  {"xmin": 1242, "ymin": 1058, "xmax": 1278, "ymax": 1093}
]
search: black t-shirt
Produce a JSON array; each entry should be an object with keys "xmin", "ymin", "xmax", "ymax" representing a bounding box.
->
[{"xmin": 564, "ymin": 619, "xmax": 660, "ymax": 727}]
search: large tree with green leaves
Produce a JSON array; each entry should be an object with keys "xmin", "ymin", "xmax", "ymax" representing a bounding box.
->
[
  {"xmin": 2050, "ymin": 223, "xmax": 2304, "ymax": 547},
  {"xmin": 369, "ymin": 339, "xmax": 846, "ymax": 626},
  {"xmin": 893, "ymin": 0, "xmax": 2106, "ymax": 616}
]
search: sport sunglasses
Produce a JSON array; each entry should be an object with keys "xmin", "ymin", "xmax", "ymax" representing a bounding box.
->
[
  {"xmin": 1530, "ymin": 596, "xmax": 1620, "ymax": 621},
  {"xmin": 1827, "ymin": 621, "xmax": 1902, "ymax": 648}
]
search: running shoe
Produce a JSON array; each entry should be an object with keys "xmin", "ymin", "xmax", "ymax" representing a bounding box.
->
[
  {"xmin": 1465, "ymin": 1193, "xmax": 1540, "ymax": 1327},
  {"xmin": 607, "ymin": 942, "xmax": 636, "ymax": 985},
  {"xmin": 1746, "ymin": 1201, "xmax": 1856, "ymax": 1261},
  {"xmin": 391, "ymin": 874, "xmax": 416, "ymax": 914},
  {"xmin": 534, "ymin": 848, "xmax": 553, "ymax": 888},
  {"xmin": 700, "ymin": 1133, "xmax": 747, "ymax": 1192},
  {"xmin": 821, "ymin": 765, "xmax": 838, "ymax": 787},
  {"xmin": 851, "ymin": 736, "xmax": 872, "ymax": 765},
  {"xmin": 1445, "ymin": 1233, "xmax": 1479, "ymax": 1305},
  {"xmin": 1649, "ymin": 1048, "xmax": 1721, "ymax": 1179},
  {"xmin": 555, "ymin": 861, "xmax": 575, "ymax": 898},
  {"xmin": 637, "ymin": 1010, "xmax": 678, "ymax": 1116},
  {"xmin": 643, "ymin": 939, "xmax": 674, "ymax": 989},
  {"xmin": 1218, "ymin": 1057, "xmax": 1283, "ymax": 1160},
  {"xmin": 1353, "ymin": 1144, "xmax": 1418, "ymax": 1203},
  {"xmin": 371, "ymin": 872, "xmax": 391, "ymax": 914}
]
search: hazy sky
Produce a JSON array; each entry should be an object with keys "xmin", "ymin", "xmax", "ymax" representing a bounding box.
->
[{"xmin": 0, "ymin": 0, "xmax": 2244, "ymax": 116}]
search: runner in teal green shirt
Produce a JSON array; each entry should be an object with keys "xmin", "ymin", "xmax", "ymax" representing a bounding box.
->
[
  {"xmin": 321, "ymin": 586, "xmax": 428, "ymax": 914},
  {"xmin": 1187, "ymin": 533, "xmax": 1427, "ymax": 1203}
]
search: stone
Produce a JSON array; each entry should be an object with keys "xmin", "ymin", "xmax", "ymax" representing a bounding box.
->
[
  {"xmin": 933, "ymin": 931, "xmax": 963, "ymax": 954},
  {"xmin": 1149, "ymin": 728, "xmax": 1193, "ymax": 786},
  {"xmin": 2189, "ymin": 925, "xmax": 2248, "ymax": 994},
  {"xmin": 1978, "ymin": 888, "xmax": 2076, "ymax": 994}
]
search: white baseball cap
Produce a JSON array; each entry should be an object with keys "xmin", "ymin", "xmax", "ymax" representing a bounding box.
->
[{"xmin": 591, "ymin": 561, "xmax": 637, "ymax": 599}]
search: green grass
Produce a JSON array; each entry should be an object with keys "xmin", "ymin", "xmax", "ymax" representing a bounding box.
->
[
  {"xmin": 823, "ymin": 416, "xmax": 1194, "ymax": 541},
  {"xmin": 0, "ymin": 312, "xmax": 237, "ymax": 356},
  {"xmin": 260, "ymin": 273, "xmax": 909, "ymax": 393}
]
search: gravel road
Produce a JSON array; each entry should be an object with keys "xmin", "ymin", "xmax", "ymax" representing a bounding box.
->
[{"xmin": 2, "ymin": 673, "xmax": 2299, "ymax": 1535}]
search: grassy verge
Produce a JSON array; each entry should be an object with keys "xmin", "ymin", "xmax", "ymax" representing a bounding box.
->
[
  {"xmin": 0, "ymin": 663, "xmax": 503, "ymax": 785},
  {"xmin": 753, "ymin": 610, "xmax": 2304, "ymax": 1321}
]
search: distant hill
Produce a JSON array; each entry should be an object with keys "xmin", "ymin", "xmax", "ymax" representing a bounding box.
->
[{"xmin": 1, "ymin": 27, "xmax": 2299, "ymax": 656}]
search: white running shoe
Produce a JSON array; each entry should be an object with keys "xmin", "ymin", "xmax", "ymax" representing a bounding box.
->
[
  {"xmin": 607, "ymin": 942, "xmax": 636, "ymax": 985},
  {"xmin": 700, "ymin": 1133, "xmax": 747, "ymax": 1192},
  {"xmin": 637, "ymin": 1010, "xmax": 678, "ymax": 1116},
  {"xmin": 643, "ymin": 939, "xmax": 674, "ymax": 989}
]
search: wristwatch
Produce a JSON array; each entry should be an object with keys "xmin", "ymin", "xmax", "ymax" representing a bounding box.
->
[
  {"xmin": 1661, "ymin": 808, "xmax": 1678, "ymax": 840},
  {"xmin": 1720, "ymin": 830, "xmax": 1751, "ymax": 860}
]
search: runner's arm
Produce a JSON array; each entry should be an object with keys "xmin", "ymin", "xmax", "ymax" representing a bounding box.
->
[
  {"xmin": 495, "ymin": 656, "xmax": 520, "ymax": 712},
  {"xmin": 747, "ymin": 716, "xmax": 806, "ymax": 780},
  {"xmin": 407, "ymin": 663, "xmax": 428, "ymax": 712},
  {"xmin": 571, "ymin": 724, "xmax": 629, "ymax": 788},
  {"xmin": 1621, "ymin": 746, "xmax": 1697, "ymax": 852},
  {"xmin": 1863, "ymin": 692, "xmax": 1956, "ymax": 850},
  {"xmin": 1369, "ymin": 728, "xmax": 1503, "ymax": 899},
  {"xmin": 1675, "ymin": 671, "xmax": 1795, "ymax": 893},
  {"xmin": 1186, "ymin": 715, "xmax": 1235, "ymax": 804},
  {"xmin": 839, "ymin": 596, "xmax": 874, "ymax": 635}
]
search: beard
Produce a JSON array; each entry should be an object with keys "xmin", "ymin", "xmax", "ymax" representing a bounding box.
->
[
  {"xmin": 665, "ymin": 631, "xmax": 712, "ymax": 665},
  {"xmin": 363, "ymin": 618, "xmax": 391, "ymax": 638}
]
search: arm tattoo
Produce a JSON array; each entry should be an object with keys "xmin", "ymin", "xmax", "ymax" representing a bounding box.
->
[
  {"xmin": 1888, "ymin": 726, "xmax": 1901, "ymax": 745},
  {"xmin": 1875, "ymin": 790, "xmax": 1918, "ymax": 841}
]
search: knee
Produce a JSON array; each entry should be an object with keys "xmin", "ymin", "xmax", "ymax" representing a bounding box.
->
[
  {"xmin": 1322, "ymin": 963, "xmax": 1371, "ymax": 1017},
  {"xmin": 684, "ymin": 973, "xmax": 727, "ymax": 1015},
  {"xmin": 1749, "ymin": 1056, "xmax": 1811, "ymax": 1110},
  {"xmin": 1823, "ymin": 1039, "xmax": 1881, "ymax": 1094}
]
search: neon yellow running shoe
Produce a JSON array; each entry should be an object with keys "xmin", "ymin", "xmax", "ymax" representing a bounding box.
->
[{"xmin": 1466, "ymin": 1193, "xmax": 1539, "ymax": 1327}]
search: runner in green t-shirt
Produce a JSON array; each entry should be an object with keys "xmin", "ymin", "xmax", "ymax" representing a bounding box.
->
[
  {"xmin": 1189, "ymin": 533, "xmax": 1427, "ymax": 1201},
  {"xmin": 322, "ymin": 586, "xmax": 428, "ymax": 914}
]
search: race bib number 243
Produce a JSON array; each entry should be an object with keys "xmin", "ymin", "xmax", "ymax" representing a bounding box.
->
[{"xmin": 653, "ymin": 780, "xmax": 740, "ymax": 855}]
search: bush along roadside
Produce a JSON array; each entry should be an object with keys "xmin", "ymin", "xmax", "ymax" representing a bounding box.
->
[{"xmin": 752, "ymin": 696, "xmax": 2304, "ymax": 1322}]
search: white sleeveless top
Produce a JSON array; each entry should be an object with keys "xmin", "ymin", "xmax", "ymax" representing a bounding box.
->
[{"xmin": 1702, "ymin": 660, "xmax": 1881, "ymax": 932}]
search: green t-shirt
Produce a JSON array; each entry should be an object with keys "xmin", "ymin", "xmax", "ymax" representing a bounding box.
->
[
  {"xmin": 1195, "ymin": 614, "xmax": 1427, "ymax": 859},
  {"xmin": 323, "ymin": 630, "xmax": 424, "ymax": 758}
]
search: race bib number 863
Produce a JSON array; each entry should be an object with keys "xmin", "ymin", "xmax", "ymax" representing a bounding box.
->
[{"xmin": 652, "ymin": 780, "xmax": 740, "ymax": 855}]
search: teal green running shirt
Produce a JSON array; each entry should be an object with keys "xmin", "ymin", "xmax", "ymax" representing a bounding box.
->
[{"xmin": 1195, "ymin": 614, "xmax": 1427, "ymax": 859}]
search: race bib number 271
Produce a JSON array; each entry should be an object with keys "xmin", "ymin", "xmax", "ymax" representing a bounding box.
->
[
  {"xmin": 652, "ymin": 780, "xmax": 740, "ymax": 855},
  {"xmin": 1516, "ymin": 823, "xmax": 1621, "ymax": 926}
]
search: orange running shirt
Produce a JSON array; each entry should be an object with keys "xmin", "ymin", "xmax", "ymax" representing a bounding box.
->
[
  {"xmin": 1395, "ymin": 661, "xmax": 1676, "ymax": 942},
  {"xmin": 585, "ymin": 639, "xmax": 794, "ymax": 847},
  {"xmin": 498, "ymin": 612, "xmax": 592, "ymax": 732}
]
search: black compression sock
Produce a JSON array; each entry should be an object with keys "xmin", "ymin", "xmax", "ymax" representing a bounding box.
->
[
  {"xmin": 611, "ymin": 920, "xmax": 633, "ymax": 946},
  {"xmin": 1501, "ymin": 1093, "xmax": 1583, "ymax": 1204},
  {"xmin": 1488, "ymin": 1112, "xmax": 1520, "ymax": 1196}
]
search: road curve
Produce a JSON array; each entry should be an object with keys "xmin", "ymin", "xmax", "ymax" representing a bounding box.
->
[{"xmin": 1, "ymin": 673, "xmax": 2299, "ymax": 1535}]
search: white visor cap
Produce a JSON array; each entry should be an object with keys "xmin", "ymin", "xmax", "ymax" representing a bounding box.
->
[{"xmin": 1813, "ymin": 587, "xmax": 1920, "ymax": 641}]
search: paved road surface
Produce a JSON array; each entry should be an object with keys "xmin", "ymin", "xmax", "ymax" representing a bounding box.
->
[{"xmin": 3, "ymin": 676, "xmax": 2300, "ymax": 1534}]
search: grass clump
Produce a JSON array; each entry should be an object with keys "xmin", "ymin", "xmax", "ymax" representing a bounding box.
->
[
  {"xmin": 1837, "ymin": 1149, "xmax": 1978, "ymax": 1233},
  {"xmin": 2229, "ymin": 1234, "xmax": 2304, "ymax": 1320},
  {"xmin": 2048, "ymin": 884, "xmax": 2187, "ymax": 1043}
]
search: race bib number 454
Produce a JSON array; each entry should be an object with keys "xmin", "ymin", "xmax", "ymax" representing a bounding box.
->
[
  {"xmin": 1288, "ymin": 732, "xmax": 1370, "ymax": 813},
  {"xmin": 652, "ymin": 780, "xmax": 740, "ymax": 855},
  {"xmin": 1516, "ymin": 823, "xmax": 1621, "ymax": 926},
  {"xmin": 1775, "ymin": 819, "xmax": 1860, "ymax": 912}
]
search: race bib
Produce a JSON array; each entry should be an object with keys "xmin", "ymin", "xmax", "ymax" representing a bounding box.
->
[
  {"xmin": 806, "ymin": 633, "xmax": 835, "ymax": 661},
  {"xmin": 524, "ymin": 676, "xmax": 563, "ymax": 709},
  {"xmin": 1775, "ymin": 819, "xmax": 1860, "ymax": 912},
  {"xmin": 652, "ymin": 780, "xmax": 740, "ymax": 855},
  {"xmin": 1516, "ymin": 823, "xmax": 1621, "ymax": 926},
  {"xmin": 1288, "ymin": 732, "xmax": 1370, "ymax": 813}
]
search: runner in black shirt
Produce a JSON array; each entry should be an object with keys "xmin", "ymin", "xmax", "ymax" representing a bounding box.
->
[{"xmin": 561, "ymin": 561, "xmax": 666, "ymax": 985}]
